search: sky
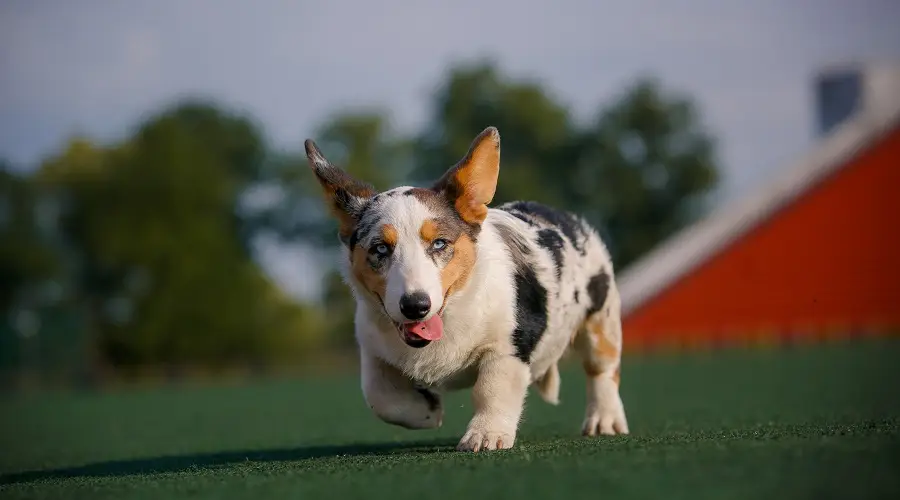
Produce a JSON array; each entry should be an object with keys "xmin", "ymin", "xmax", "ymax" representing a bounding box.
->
[{"xmin": 2, "ymin": 0, "xmax": 899, "ymax": 300}]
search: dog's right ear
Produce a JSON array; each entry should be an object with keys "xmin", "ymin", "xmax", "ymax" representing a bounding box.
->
[{"xmin": 304, "ymin": 139, "xmax": 376, "ymax": 242}]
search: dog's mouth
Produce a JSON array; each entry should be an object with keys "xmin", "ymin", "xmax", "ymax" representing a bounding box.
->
[{"xmin": 392, "ymin": 314, "xmax": 444, "ymax": 349}]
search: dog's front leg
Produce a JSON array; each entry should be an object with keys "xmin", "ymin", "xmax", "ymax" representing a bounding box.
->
[
  {"xmin": 360, "ymin": 352, "xmax": 443, "ymax": 430},
  {"xmin": 457, "ymin": 354, "xmax": 530, "ymax": 452}
]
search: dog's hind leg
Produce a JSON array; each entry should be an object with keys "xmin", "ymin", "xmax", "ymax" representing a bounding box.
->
[
  {"xmin": 360, "ymin": 352, "xmax": 443, "ymax": 430},
  {"xmin": 534, "ymin": 362, "xmax": 560, "ymax": 405},
  {"xmin": 573, "ymin": 284, "xmax": 629, "ymax": 436}
]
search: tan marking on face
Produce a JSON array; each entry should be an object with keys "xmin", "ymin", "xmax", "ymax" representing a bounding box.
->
[
  {"xmin": 381, "ymin": 224, "xmax": 398, "ymax": 246},
  {"xmin": 419, "ymin": 219, "xmax": 439, "ymax": 243},
  {"xmin": 438, "ymin": 233, "xmax": 477, "ymax": 307},
  {"xmin": 350, "ymin": 246, "xmax": 386, "ymax": 300}
]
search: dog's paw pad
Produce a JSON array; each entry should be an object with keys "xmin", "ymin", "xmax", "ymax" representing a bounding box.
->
[
  {"xmin": 456, "ymin": 430, "xmax": 515, "ymax": 452},
  {"xmin": 581, "ymin": 409, "xmax": 629, "ymax": 437}
]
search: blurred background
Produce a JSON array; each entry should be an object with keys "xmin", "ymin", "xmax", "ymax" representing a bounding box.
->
[{"xmin": 1, "ymin": 0, "xmax": 899, "ymax": 391}]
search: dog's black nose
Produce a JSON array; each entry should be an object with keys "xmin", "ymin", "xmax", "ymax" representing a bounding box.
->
[{"xmin": 399, "ymin": 291, "xmax": 431, "ymax": 320}]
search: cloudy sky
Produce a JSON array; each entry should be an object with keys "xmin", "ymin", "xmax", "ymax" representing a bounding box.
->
[{"xmin": 2, "ymin": 0, "xmax": 898, "ymax": 299}]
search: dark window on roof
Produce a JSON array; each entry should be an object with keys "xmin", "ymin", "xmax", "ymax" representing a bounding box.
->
[{"xmin": 816, "ymin": 70, "xmax": 862, "ymax": 138}]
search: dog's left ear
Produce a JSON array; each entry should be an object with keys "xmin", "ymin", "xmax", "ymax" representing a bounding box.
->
[
  {"xmin": 432, "ymin": 126, "xmax": 500, "ymax": 225},
  {"xmin": 304, "ymin": 139, "xmax": 377, "ymax": 242}
]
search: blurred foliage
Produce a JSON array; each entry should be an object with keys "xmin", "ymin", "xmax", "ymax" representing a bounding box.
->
[
  {"xmin": 412, "ymin": 63, "xmax": 575, "ymax": 206},
  {"xmin": 0, "ymin": 163, "xmax": 61, "ymax": 312},
  {"xmin": 573, "ymin": 78, "xmax": 719, "ymax": 263},
  {"xmin": 4, "ymin": 103, "xmax": 324, "ymax": 379},
  {"xmin": 253, "ymin": 112, "xmax": 412, "ymax": 248},
  {"xmin": 0, "ymin": 60, "xmax": 720, "ymax": 383}
]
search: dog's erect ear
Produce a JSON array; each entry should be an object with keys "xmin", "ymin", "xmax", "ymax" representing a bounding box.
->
[
  {"xmin": 304, "ymin": 139, "xmax": 376, "ymax": 241},
  {"xmin": 432, "ymin": 126, "xmax": 500, "ymax": 225}
]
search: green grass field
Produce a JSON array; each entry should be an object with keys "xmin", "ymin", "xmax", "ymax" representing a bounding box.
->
[{"xmin": 2, "ymin": 337, "xmax": 899, "ymax": 499}]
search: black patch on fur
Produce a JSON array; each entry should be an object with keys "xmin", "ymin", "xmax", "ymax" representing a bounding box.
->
[
  {"xmin": 353, "ymin": 198, "xmax": 377, "ymax": 226},
  {"xmin": 509, "ymin": 211, "xmax": 537, "ymax": 226},
  {"xmin": 501, "ymin": 201, "xmax": 586, "ymax": 254},
  {"xmin": 586, "ymin": 269, "xmax": 610, "ymax": 317},
  {"xmin": 537, "ymin": 228, "xmax": 565, "ymax": 280},
  {"xmin": 494, "ymin": 222, "xmax": 531, "ymax": 270},
  {"xmin": 334, "ymin": 189, "xmax": 366, "ymax": 220},
  {"xmin": 415, "ymin": 388, "xmax": 440, "ymax": 412},
  {"xmin": 347, "ymin": 195, "xmax": 392, "ymax": 250},
  {"xmin": 574, "ymin": 289, "xmax": 580, "ymax": 303},
  {"xmin": 511, "ymin": 266, "xmax": 549, "ymax": 363},
  {"xmin": 495, "ymin": 222, "xmax": 548, "ymax": 363},
  {"xmin": 352, "ymin": 216, "xmax": 378, "ymax": 248}
]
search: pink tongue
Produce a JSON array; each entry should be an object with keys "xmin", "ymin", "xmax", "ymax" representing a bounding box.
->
[{"xmin": 404, "ymin": 315, "xmax": 444, "ymax": 341}]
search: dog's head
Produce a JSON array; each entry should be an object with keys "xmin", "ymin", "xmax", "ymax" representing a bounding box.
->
[{"xmin": 305, "ymin": 127, "xmax": 500, "ymax": 348}]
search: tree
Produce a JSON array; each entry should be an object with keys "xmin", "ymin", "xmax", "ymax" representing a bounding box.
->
[
  {"xmin": 138, "ymin": 101, "xmax": 268, "ymax": 254},
  {"xmin": 411, "ymin": 61, "xmax": 574, "ymax": 206},
  {"xmin": 33, "ymin": 102, "xmax": 324, "ymax": 372},
  {"xmin": 256, "ymin": 111, "xmax": 412, "ymax": 249},
  {"xmin": 572, "ymin": 79, "xmax": 719, "ymax": 267},
  {"xmin": 0, "ymin": 163, "xmax": 60, "ymax": 312}
]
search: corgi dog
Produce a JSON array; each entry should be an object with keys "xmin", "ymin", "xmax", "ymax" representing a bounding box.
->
[{"xmin": 305, "ymin": 126, "xmax": 629, "ymax": 452}]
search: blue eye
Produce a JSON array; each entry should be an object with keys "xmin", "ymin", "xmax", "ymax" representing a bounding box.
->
[
  {"xmin": 432, "ymin": 239, "xmax": 448, "ymax": 250},
  {"xmin": 373, "ymin": 244, "xmax": 390, "ymax": 256}
]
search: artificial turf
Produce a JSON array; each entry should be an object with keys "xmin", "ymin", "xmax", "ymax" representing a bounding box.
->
[{"xmin": 1, "ymin": 337, "xmax": 899, "ymax": 499}]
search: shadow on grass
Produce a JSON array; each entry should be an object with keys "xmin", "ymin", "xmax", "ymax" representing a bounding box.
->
[{"xmin": 0, "ymin": 438, "xmax": 458, "ymax": 486}]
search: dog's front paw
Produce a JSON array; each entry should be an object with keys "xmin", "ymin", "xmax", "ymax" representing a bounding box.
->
[
  {"xmin": 581, "ymin": 394, "xmax": 629, "ymax": 436},
  {"xmin": 456, "ymin": 427, "xmax": 515, "ymax": 452}
]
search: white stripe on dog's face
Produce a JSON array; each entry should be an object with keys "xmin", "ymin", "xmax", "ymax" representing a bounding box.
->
[
  {"xmin": 382, "ymin": 195, "xmax": 443, "ymax": 321},
  {"xmin": 347, "ymin": 187, "xmax": 479, "ymax": 325}
]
